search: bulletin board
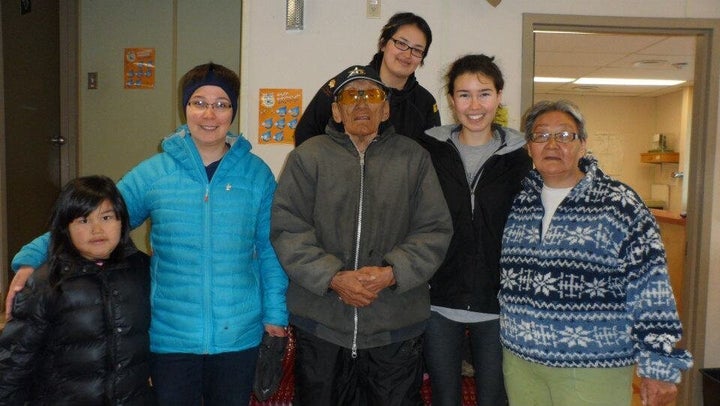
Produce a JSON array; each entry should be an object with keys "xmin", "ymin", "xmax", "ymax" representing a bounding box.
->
[
  {"xmin": 258, "ymin": 88, "xmax": 302, "ymax": 145},
  {"xmin": 124, "ymin": 48, "xmax": 155, "ymax": 89}
]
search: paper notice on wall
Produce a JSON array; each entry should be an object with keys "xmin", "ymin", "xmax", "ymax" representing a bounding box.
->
[
  {"xmin": 124, "ymin": 48, "xmax": 155, "ymax": 89},
  {"xmin": 590, "ymin": 133, "xmax": 623, "ymax": 176},
  {"xmin": 258, "ymin": 89, "xmax": 302, "ymax": 145}
]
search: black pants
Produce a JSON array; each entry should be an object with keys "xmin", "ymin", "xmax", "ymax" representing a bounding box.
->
[{"xmin": 293, "ymin": 328, "xmax": 424, "ymax": 406}]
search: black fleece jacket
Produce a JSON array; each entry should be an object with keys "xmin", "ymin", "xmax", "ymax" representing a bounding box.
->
[{"xmin": 420, "ymin": 124, "xmax": 532, "ymax": 314}]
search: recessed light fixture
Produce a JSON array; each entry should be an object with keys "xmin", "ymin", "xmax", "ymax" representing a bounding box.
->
[
  {"xmin": 533, "ymin": 30, "xmax": 590, "ymax": 35},
  {"xmin": 534, "ymin": 77, "xmax": 575, "ymax": 83},
  {"xmin": 573, "ymin": 78, "xmax": 685, "ymax": 86},
  {"xmin": 572, "ymin": 85, "xmax": 599, "ymax": 91},
  {"xmin": 632, "ymin": 59, "xmax": 668, "ymax": 68}
]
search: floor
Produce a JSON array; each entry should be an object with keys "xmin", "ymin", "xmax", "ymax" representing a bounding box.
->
[
  {"xmin": 249, "ymin": 329, "xmax": 676, "ymax": 406},
  {"xmin": 0, "ymin": 314, "xmax": 676, "ymax": 406}
]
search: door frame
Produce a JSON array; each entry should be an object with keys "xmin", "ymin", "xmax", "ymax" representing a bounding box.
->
[
  {"xmin": 59, "ymin": 0, "xmax": 79, "ymax": 183},
  {"xmin": 0, "ymin": 0, "xmax": 78, "ymax": 301},
  {"xmin": 522, "ymin": 14, "xmax": 720, "ymax": 406},
  {"xmin": 0, "ymin": 0, "xmax": 5, "ymax": 302}
]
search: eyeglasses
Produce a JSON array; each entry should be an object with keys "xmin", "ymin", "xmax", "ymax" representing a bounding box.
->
[
  {"xmin": 335, "ymin": 88, "xmax": 387, "ymax": 105},
  {"xmin": 389, "ymin": 38, "xmax": 425, "ymax": 58},
  {"xmin": 187, "ymin": 99, "xmax": 232, "ymax": 113},
  {"xmin": 529, "ymin": 131, "xmax": 578, "ymax": 143}
]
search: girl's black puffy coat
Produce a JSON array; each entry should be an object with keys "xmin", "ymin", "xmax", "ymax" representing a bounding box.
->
[{"xmin": 0, "ymin": 249, "xmax": 154, "ymax": 406}]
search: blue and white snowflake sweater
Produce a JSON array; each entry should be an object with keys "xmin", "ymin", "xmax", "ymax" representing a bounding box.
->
[{"xmin": 499, "ymin": 156, "xmax": 692, "ymax": 383}]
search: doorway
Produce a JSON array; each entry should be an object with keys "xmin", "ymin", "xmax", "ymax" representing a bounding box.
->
[
  {"xmin": 0, "ymin": 1, "xmax": 78, "ymax": 297},
  {"xmin": 522, "ymin": 14, "xmax": 720, "ymax": 406}
]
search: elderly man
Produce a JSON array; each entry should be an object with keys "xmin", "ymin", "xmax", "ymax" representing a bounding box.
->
[{"xmin": 271, "ymin": 65, "xmax": 452, "ymax": 406}]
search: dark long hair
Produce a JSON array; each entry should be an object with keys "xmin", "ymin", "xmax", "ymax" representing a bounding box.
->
[
  {"xmin": 445, "ymin": 54, "xmax": 504, "ymax": 95},
  {"xmin": 48, "ymin": 175, "xmax": 131, "ymax": 283},
  {"xmin": 376, "ymin": 12, "xmax": 432, "ymax": 65}
]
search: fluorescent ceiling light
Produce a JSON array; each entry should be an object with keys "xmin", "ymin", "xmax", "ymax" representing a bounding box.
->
[
  {"xmin": 535, "ymin": 77, "xmax": 575, "ymax": 83},
  {"xmin": 534, "ymin": 30, "xmax": 590, "ymax": 35},
  {"xmin": 573, "ymin": 78, "xmax": 685, "ymax": 86}
]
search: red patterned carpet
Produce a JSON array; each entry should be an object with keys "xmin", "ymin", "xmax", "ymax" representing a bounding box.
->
[{"xmin": 250, "ymin": 328, "xmax": 477, "ymax": 406}]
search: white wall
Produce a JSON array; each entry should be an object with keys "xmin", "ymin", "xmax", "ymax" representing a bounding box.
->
[
  {"xmin": 74, "ymin": 0, "xmax": 720, "ymax": 383},
  {"xmin": 242, "ymin": 0, "xmax": 720, "ymax": 176},
  {"xmin": 240, "ymin": 0, "xmax": 720, "ymax": 381}
]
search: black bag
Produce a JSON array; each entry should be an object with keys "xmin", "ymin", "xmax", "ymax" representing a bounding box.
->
[{"xmin": 253, "ymin": 332, "xmax": 288, "ymax": 401}]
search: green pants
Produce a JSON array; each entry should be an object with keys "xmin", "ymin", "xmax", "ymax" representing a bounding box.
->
[{"xmin": 503, "ymin": 349, "xmax": 633, "ymax": 406}]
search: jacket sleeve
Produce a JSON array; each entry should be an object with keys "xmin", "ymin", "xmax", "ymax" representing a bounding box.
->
[
  {"xmin": 0, "ymin": 275, "xmax": 51, "ymax": 402},
  {"xmin": 11, "ymin": 233, "xmax": 50, "ymax": 271},
  {"xmin": 382, "ymin": 151, "xmax": 452, "ymax": 294},
  {"xmin": 270, "ymin": 151, "xmax": 345, "ymax": 296},
  {"xmin": 117, "ymin": 162, "xmax": 153, "ymax": 230},
  {"xmin": 424, "ymin": 95, "xmax": 441, "ymax": 130},
  {"xmin": 624, "ymin": 208, "xmax": 693, "ymax": 383},
  {"xmin": 256, "ymin": 171, "xmax": 289, "ymax": 327},
  {"xmin": 294, "ymin": 82, "xmax": 334, "ymax": 147}
]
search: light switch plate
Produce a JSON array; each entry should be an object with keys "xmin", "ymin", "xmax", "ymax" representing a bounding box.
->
[{"xmin": 88, "ymin": 72, "xmax": 98, "ymax": 89}]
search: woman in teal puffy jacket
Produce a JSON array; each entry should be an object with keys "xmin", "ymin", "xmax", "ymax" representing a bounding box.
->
[{"xmin": 6, "ymin": 63, "xmax": 289, "ymax": 406}]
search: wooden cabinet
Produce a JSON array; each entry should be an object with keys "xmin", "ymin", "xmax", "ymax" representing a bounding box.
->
[{"xmin": 640, "ymin": 152, "xmax": 679, "ymax": 164}]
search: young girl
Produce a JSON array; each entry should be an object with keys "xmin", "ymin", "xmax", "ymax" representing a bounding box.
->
[{"xmin": 0, "ymin": 175, "xmax": 154, "ymax": 405}]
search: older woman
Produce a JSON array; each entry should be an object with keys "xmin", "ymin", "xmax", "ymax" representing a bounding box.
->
[{"xmin": 499, "ymin": 100, "xmax": 692, "ymax": 406}]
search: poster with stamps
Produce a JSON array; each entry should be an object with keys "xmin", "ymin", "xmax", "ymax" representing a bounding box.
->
[
  {"xmin": 124, "ymin": 48, "xmax": 155, "ymax": 89},
  {"xmin": 258, "ymin": 89, "xmax": 302, "ymax": 145}
]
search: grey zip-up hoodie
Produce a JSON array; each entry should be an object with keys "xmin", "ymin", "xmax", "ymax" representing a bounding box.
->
[{"xmin": 271, "ymin": 124, "xmax": 452, "ymax": 350}]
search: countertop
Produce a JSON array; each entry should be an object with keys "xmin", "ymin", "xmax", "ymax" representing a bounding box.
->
[{"xmin": 650, "ymin": 208, "xmax": 687, "ymax": 226}]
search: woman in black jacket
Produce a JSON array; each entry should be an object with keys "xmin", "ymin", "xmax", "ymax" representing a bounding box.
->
[
  {"xmin": 420, "ymin": 55, "xmax": 532, "ymax": 406},
  {"xmin": 294, "ymin": 12, "xmax": 440, "ymax": 146},
  {"xmin": 0, "ymin": 175, "xmax": 154, "ymax": 405}
]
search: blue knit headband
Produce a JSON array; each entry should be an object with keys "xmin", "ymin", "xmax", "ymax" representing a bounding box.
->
[{"xmin": 182, "ymin": 69, "xmax": 238, "ymax": 122}]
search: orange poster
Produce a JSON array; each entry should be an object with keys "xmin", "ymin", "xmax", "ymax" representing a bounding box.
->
[
  {"xmin": 258, "ymin": 88, "xmax": 302, "ymax": 145},
  {"xmin": 124, "ymin": 48, "xmax": 155, "ymax": 89}
]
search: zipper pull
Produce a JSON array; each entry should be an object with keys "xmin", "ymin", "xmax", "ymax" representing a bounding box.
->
[{"xmin": 204, "ymin": 186, "xmax": 209, "ymax": 202}]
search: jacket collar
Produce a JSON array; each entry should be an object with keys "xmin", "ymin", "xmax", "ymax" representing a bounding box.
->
[
  {"xmin": 424, "ymin": 124, "xmax": 527, "ymax": 156},
  {"xmin": 325, "ymin": 122, "xmax": 396, "ymax": 153},
  {"xmin": 161, "ymin": 125, "xmax": 252, "ymax": 179},
  {"xmin": 525, "ymin": 155, "xmax": 600, "ymax": 195}
]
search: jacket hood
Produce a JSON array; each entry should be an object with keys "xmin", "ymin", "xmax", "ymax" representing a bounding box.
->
[
  {"xmin": 524, "ymin": 155, "xmax": 600, "ymax": 194},
  {"xmin": 425, "ymin": 124, "xmax": 527, "ymax": 156}
]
